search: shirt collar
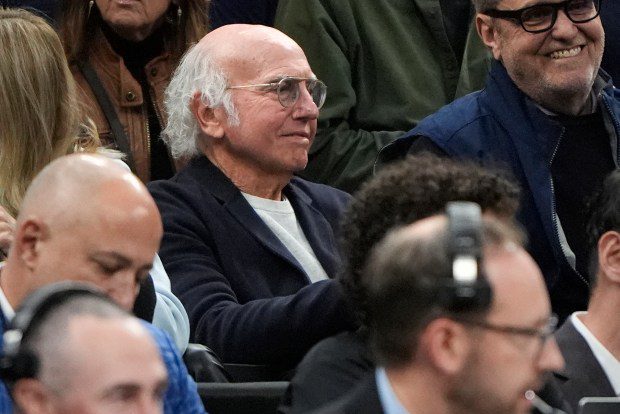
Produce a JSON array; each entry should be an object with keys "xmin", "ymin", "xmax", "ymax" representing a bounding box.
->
[
  {"xmin": 571, "ymin": 312, "xmax": 620, "ymax": 395},
  {"xmin": 376, "ymin": 368, "xmax": 411, "ymax": 414}
]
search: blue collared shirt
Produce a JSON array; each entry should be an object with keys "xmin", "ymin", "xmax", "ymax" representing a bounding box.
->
[{"xmin": 376, "ymin": 368, "xmax": 411, "ymax": 414}]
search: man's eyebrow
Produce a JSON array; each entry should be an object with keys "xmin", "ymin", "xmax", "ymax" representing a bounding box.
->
[
  {"xmin": 89, "ymin": 252, "xmax": 132, "ymax": 267},
  {"xmin": 101, "ymin": 383, "xmax": 140, "ymax": 399}
]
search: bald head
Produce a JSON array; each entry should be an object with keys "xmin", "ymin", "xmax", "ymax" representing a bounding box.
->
[
  {"xmin": 3, "ymin": 154, "xmax": 163, "ymax": 310},
  {"xmin": 199, "ymin": 24, "xmax": 306, "ymax": 76},
  {"xmin": 19, "ymin": 154, "xmax": 159, "ymax": 231}
]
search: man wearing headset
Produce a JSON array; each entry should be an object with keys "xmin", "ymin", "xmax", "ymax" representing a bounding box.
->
[
  {"xmin": 315, "ymin": 212, "xmax": 564, "ymax": 414},
  {"xmin": 5, "ymin": 284, "xmax": 168, "ymax": 414}
]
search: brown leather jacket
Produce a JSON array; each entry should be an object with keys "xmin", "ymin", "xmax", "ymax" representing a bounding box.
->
[{"xmin": 71, "ymin": 30, "xmax": 178, "ymax": 182}]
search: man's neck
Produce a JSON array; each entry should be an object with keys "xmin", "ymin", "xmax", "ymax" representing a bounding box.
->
[
  {"xmin": 206, "ymin": 152, "xmax": 291, "ymax": 201},
  {"xmin": 536, "ymin": 90, "xmax": 595, "ymax": 116},
  {"xmin": 580, "ymin": 286, "xmax": 620, "ymax": 359},
  {"xmin": 386, "ymin": 366, "xmax": 454, "ymax": 414}
]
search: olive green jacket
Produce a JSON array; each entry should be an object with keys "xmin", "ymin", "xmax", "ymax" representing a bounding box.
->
[{"xmin": 275, "ymin": 0, "xmax": 490, "ymax": 192}]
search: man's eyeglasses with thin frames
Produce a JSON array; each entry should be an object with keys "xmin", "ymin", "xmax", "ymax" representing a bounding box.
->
[{"xmin": 227, "ymin": 76, "xmax": 327, "ymax": 109}]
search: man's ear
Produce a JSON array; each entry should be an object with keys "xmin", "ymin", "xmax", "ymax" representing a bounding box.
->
[
  {"xmin": 419, "ymin": 318, "xmax": 472, "ymax": 375},
  {"xmin": 16, "ymin": 218, "xmax": 49, "ymax": 272},
  {"xmin": 190, "ymin": 92, "xmax": 226, "ymax": 139},
  {"xmin": 597, "ymin": 231, "xmax": 620, "ymax": 284},
  {"xmin": 12, "ymin": 379, "xmax": 52, "ymax": 414},
  {"xmin": 476, "ymin": 14, "xmax": 503, "ymax": 60}
]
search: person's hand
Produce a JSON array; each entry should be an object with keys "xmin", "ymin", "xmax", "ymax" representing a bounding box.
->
[{"xmin": 0, "ymin": 206, "xmax": 16, "ymax": 259}]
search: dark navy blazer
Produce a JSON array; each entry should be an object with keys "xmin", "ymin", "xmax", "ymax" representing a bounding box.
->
[
  {"xmin": 149, "ymin": 156, "xmax": 355, "ymax": 368},
  {"xmin": 554, "ymin": 317, "xmax": 616, "ymax": 413}
]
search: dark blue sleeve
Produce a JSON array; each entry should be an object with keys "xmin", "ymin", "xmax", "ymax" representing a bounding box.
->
[
  {"xmin": 141, "ymin": 322, "xmax": 206, "ymax": 414},
  {"xmin": 0, "ymin": 381, "xmax": 13, "ymax": 413}
]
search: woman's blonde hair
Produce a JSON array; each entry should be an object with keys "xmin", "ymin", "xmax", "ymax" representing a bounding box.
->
[{"xmin": 0, "ymin": 8, "xmax": 98, "ymax": 216}]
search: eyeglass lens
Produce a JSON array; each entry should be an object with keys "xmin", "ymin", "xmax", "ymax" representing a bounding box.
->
[
  {"xmin": 277, "ymin": 78, "xmax": 326, "ymax": 109},
  {"xmin": 522, "ymin": 0, "xmax": 599, "ymax": 32}
]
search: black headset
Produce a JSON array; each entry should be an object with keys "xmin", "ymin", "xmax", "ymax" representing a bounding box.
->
[
  {"xmin": 0, "ymin": 282, "xmax": 111, "ymax": 383},
  {"xmin": 436, "ymin": 201, "xmax": 493, "ymax": 312}
]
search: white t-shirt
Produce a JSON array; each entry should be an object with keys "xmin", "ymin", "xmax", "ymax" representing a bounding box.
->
[{"xmin": 242, "ymin": 192, "xmax": 329, "ymax": 283}]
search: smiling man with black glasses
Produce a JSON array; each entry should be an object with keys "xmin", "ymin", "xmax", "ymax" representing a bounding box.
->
[{"xmin": 379, "ymin": 0, "xmax": 620, "ymax": 323}]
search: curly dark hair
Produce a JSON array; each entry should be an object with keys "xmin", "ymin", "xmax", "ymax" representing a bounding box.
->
[{"xmin": 339, "ymin": 153, "xmax": 521, "ymax": 325}]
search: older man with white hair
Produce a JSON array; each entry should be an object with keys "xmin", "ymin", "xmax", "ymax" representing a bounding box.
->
[{"xmin": 149, "ymin": 24, "xmax": 356, "ymax": 370}]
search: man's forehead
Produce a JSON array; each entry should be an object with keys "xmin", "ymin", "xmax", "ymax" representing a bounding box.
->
[
  {"xmin": 224, "ymin": 44, "xmax": 312, "ymax": 84},
  {"xmin": 497, "ymin": 0, "xmax": 565, "ymax": 9}
]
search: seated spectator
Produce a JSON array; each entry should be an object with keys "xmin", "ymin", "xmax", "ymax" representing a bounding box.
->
[
  {"xmin": 6, "ymin": 283, "xmax": 168, "ymax": 414},
  {"xmin": 210, "ymin": 0, "xmax": 278, "ymax": 29},
  {"xmin": 57, "ymin": 0, "xmax": 209, "ymax": 182},
  {"xmin": 0, "ymin": 8, "xmax": 190, "ymax": 350},
  {"xmin": 275, "ymin": 0, "xmax": 490, "ymax": 192},
  {"xmin": 553, "ymin": 169, "xmax": 620, "ymax": 411},
  {"xmin": 379, "ymin": 0, "xmax": 613, "ymax": 321},
  {"xmin": 281, "ymin": 154, "xmax": 525, "ymax": 413},
  {"xmin": 149, "ymin": 24, "xmax": 356, "ymax": 369},
  {"xmin": 314, "ymin": 213, "xmax": 564, "ymax": 414},
  {"xmin": 0, "ymin": 154, "xmax": 205, "ymax": 413}
]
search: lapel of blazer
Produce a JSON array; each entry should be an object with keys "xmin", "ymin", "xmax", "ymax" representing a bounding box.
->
[
  {"xmin": 554, "ymin": 318, "xmax": 616, "ymax": 396},
  {"xmin": 189, "ymin": 156, "xmax": 307, "ymax": 276},
  {"xmin": 284, "ymin": 182, "xmax": 339, "ymax": 278}
]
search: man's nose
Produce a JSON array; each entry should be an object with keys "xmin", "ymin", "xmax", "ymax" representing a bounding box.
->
[
  {"xmin": 550, "ymin": 8, "xmax": 579, "ymax": 39},
  {"xmin": 107, "ymin": 275, "xmax": 139, "ymax": 311},
  {"xmin": 292, "ymin": 85, "xmax": 319, "ymax": 119},
  {"xmin": 537, "ymin": 337, "xmax": 565, "ymax": 373}
]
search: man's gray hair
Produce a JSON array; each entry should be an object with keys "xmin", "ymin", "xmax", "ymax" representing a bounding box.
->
[{"xmin": 162, "ymin": 43, "xmax": 239, "ymax": 160}]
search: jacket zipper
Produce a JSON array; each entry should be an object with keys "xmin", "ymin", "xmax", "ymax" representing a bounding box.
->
[
  {"xmin": 548, "ymin": 127, "xmax": 589, "ymax": 288},
  {"xmin": 144, "ymin": 104, "xmax": 151, "ymax": 161}
]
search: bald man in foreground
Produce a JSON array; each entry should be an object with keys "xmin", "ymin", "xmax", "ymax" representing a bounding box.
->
[
  {"xmin": 149, "ymin": 24, "xmax": 355, "ymax": 369},
  {"xmin": 0, "ymin": 154, "xmax": 205, "ymax": 413}
]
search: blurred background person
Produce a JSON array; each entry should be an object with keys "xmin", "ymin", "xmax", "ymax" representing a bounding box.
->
[
  {"xmin": 0, "ymin": 6, "xmax": 99, "ymax": 252},
  {"xmin": 57, "ymin": 0, "xmax": 209, "ymax": 182},
  {"xmin": 0, "ymin": 8, "xmax": 190, "ymax": 351}
]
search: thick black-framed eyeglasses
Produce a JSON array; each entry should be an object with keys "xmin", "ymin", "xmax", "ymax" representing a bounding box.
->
[
  {"xmin": 482, "ymin": 0, "xmax": 601, "ymax": 34},
  {"xmin": 453, "ymin": 314, "xmax": 559, "ymax": 354},
  {"xmin": 227, "ymin": 76, "xmax": 327, "ymax": 109}
]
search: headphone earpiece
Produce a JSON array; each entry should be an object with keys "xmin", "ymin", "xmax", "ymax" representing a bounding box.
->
[{"xmin": 438, "ymin": 202, "xmax": 493, "ymax": 312}]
